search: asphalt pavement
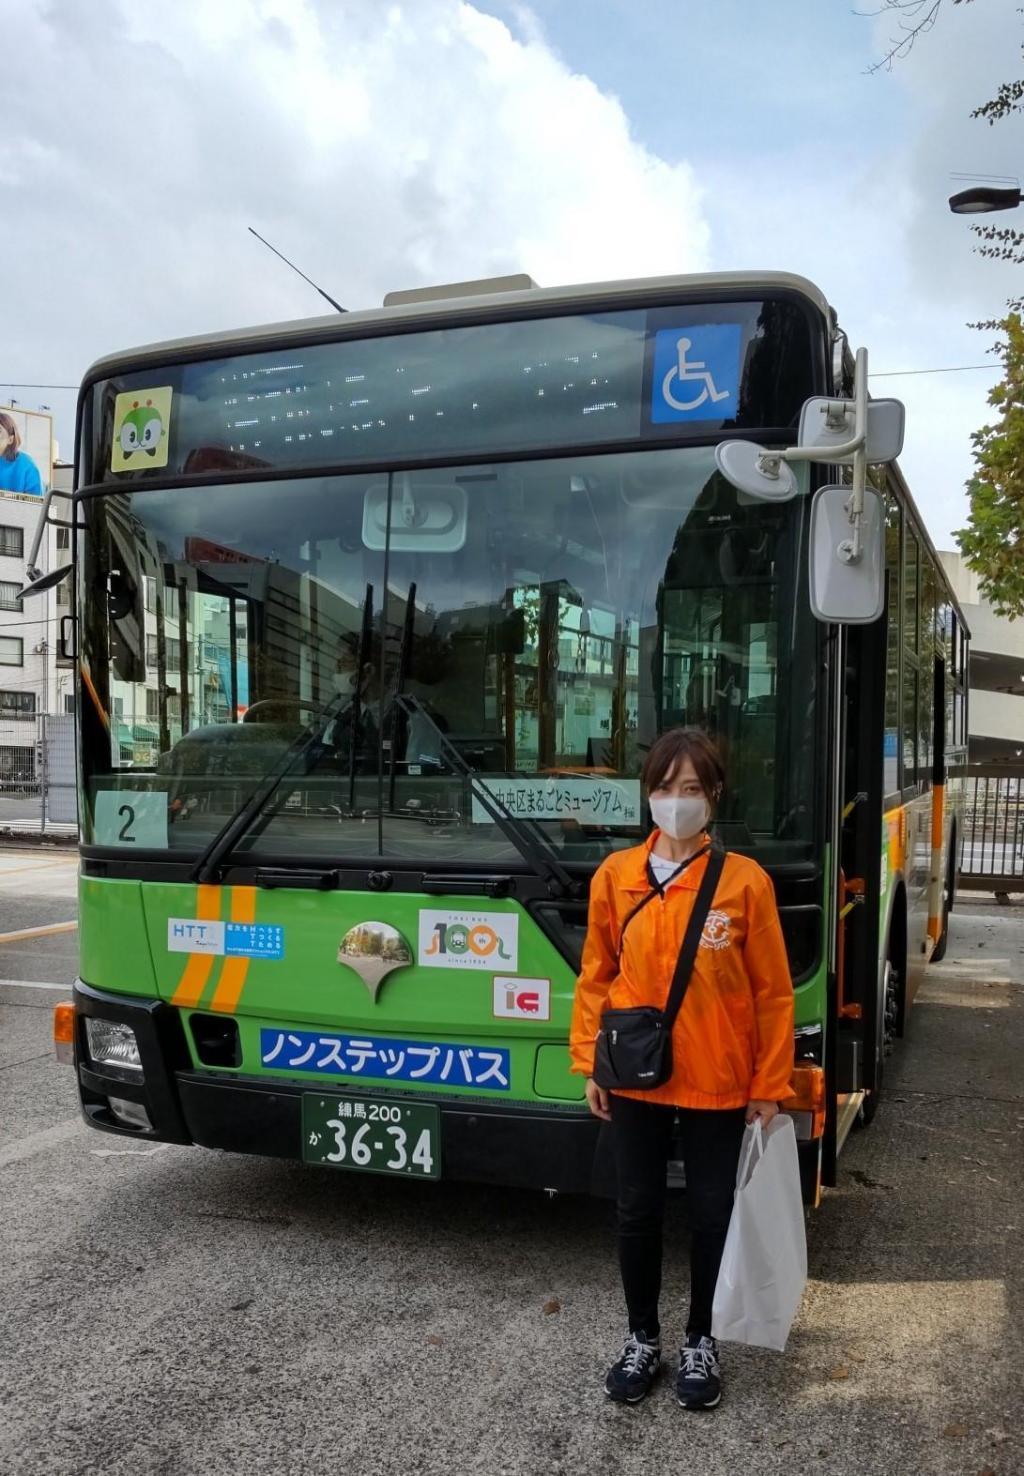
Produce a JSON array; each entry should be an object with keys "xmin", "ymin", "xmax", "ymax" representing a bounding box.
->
[{"xmin": 1, "ymin": 849, "xmax": 1022, "ymax": 1476}]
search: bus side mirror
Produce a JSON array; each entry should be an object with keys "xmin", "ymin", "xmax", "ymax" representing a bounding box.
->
[
  {"xmin": 809, "ymin": 486, "xmax": 885, "ymax": 624},
  {"xmin": 798, "ymin": 396, "xmax": 905, "ymax": 463},
  {"xmin": 18, "ymin": 564, "xmax": 72, "ymax": 599}
]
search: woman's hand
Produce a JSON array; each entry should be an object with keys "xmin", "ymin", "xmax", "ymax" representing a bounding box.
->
[
  {"xmin": 585, "ymin": 1077, "xmax": 612, "ymax": 1122},
  {"xmin": 745, "ymin": 1098, "xmax": 779, "ymax": 1126}
]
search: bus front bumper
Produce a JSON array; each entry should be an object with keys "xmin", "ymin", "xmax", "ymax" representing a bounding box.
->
[{"xmin": 69, "ymin": 980, "xmax": 601, "ymax": 1196}]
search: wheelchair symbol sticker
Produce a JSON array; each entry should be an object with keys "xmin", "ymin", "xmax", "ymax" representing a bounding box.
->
[{"xmin": 650, "ymin": 324, "xmax": 742, "ymax": 423}]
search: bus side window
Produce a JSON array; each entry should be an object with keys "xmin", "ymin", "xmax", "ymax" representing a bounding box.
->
[
  {"xmin": 884, "ymin": 493, "xmax": 902, "ymax": 799},
  {"xmin": 902, "ymin": 528, "xmax": 919, "ymax": 789}
]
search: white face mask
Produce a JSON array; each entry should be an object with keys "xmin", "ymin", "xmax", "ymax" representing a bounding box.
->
[{"xmin": 650, "ymin": 794, "xmax": 709, "ymax": 841}]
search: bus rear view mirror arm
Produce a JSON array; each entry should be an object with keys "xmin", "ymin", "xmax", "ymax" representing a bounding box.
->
[{"xmin": 715, "ymin": 348, "xmax": 905, "ymax": 494}]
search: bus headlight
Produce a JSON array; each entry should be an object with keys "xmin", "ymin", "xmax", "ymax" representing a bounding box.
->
[{"xmin": 85, "ymin": 1018, "xmax": 143, "ymax": 1076}]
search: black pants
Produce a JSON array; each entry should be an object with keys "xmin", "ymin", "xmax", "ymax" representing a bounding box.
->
[{"xmin": 610, "ymin": 1093, "xmax": 746, "ymax": 1340}]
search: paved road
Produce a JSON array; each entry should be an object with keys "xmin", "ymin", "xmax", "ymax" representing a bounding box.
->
[
  {"xmin": 2, "ymin": 856, "xmax": 1022, "ymax": 1476},
  {"xmin": 0, "ymin": 847, "xmax": 79, "ymax": 992}
]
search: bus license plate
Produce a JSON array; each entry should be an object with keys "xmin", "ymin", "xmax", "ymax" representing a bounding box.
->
[{"xmin": 301, "ymin": 1094, "xmax": 441, "ymax": 1180}]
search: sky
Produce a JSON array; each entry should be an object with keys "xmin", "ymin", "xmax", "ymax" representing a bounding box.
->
[{"xmin": 3, "ymin": 0, "xmax": 1022, "ymax": 548}]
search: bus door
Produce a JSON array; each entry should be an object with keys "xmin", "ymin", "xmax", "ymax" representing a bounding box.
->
[
  {"xmin": 928, "ymin": 652, "xmax": 948, "ymax": 954},
  {"xmin": 833, "ymin": 613, "xmax": 886, "ymax": 1150}
]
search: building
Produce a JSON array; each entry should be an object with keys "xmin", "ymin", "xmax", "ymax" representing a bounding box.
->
[
  {"xmin": 0, "ymin": 463, "xmax": 73, "ymax": 784},
  {"xmin": 939, "ymin": 550, "xmax": 1024, "ymax": 764}
]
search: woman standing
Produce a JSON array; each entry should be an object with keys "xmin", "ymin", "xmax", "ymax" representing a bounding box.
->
[{"xmin": 570, "ymin": 728, "xmax": 793, "ymax": 1410}]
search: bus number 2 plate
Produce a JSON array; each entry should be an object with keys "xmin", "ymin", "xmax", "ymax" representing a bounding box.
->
[{"xmin": 93, "ymin": 790, "xmax": 169, "ymax": 848}]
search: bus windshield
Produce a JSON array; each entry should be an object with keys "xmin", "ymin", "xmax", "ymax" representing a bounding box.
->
[{"xmin": 78, "ymin": 446, "xmax": 817, "ymax": 866}]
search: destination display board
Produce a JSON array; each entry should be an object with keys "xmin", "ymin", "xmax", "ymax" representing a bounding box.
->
[{"xmin": 88, "ymin": 297, "xmax": 817, "ymax": 484}]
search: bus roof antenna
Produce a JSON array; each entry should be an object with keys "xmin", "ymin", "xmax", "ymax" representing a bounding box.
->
[{"xmin": 247, "ymin": 226, "xmax": 347, "ymax": 314}]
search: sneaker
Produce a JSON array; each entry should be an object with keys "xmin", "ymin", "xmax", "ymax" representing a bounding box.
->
[
  {"xmin": 604, "ymin": 1330, "xmax": 662, "ymax": 1403},
  {"xmin": 676, "ymin": 1334, "xmax": 721, "ymax": 1410}
]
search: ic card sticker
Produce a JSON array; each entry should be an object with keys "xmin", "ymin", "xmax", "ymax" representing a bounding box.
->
[
  {"xmin": 110, "ymin": 386, "xmax": 173, "ymax": 472},
  {"xmin": 492, "ymin": 977, "xmax": 550, "ymax": 1021},
  {"xmin": 94, "ymin": 790, "xmax": 168, "ymax": 848}
]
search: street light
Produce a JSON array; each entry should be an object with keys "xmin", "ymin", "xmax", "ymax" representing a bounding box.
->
[{"xmin": 949, "ymin": 185, "xmax": 1022, "ymax": 215}]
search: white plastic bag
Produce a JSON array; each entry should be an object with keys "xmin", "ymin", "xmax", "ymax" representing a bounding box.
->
[{"xmin": 711, "ymin": 1114, "xmax": 807, "ymax": 1351}]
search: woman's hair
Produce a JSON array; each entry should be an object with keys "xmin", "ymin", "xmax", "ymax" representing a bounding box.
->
[
  {"xmin": 0, "ymin": 412, "xmax": 20, "ymax": 463},
  {"xmin": 641, "ymin": 726, "xmax": 725, "ymax": 802}
]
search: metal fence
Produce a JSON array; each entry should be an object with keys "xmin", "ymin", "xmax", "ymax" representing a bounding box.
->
[
  {"xmin": 0, "ymin": 713, "xmax": 77, "ymax": 837},
  {"xmin": 954, "ymin": 766, "xmax": 1024, "ymax": 895}
]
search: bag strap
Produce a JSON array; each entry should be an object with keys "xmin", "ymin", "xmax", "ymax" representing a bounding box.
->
[
  {"xmin": 646, "ymin": 841, "xmax": 710, "ymax": 897},
  {"xmin": 614, "ymin": 842, "xmax": 710, "ymax": 964},
  {"xmin": 614, "ymin": 888, "xmax": 658, "ymax": 965},
  {"xmin": 661, "ymin": 846, "xmax": 727, "ymax": 1032}
]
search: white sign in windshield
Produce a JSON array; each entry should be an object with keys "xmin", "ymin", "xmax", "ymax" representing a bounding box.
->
[{"xmin": 471, "ymin": 777, "xmax": 641, "ymax": 828}]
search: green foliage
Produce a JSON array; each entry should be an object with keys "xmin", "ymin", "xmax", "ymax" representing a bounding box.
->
[
  {"xmin": 971, "ymin": 76, "xmax": 1024, "ymax": 126},
  {"xmin": 956, "ymin": 314, "xmax": 1024, "ymax": 618}
]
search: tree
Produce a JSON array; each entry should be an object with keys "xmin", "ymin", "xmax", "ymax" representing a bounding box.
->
[
  {"xmin": 862, "ymin": 0, "xmax": 973, "ymax": 74},
  {"xmin": 862, "ymin": 1, "xmax": 1024, "ymax": 606},
  {"xmin": 955, "ymin": 314, "xmax": 1024, "ymax": 618}
]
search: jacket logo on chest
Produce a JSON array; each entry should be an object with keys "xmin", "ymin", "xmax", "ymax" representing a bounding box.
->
[{"xmin": 700, "ymin": 909, "xmax": 732, "ymax": 950}]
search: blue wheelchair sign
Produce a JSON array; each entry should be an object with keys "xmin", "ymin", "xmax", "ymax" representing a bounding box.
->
[{"xmin": 651, "ymin": 324, "xmax": 742, "ymax": 423}]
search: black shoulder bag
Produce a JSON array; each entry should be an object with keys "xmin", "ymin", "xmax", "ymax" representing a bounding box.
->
[{"xmin": 592, "ymin": 847, "xmax": 726, "ymax": 1092}]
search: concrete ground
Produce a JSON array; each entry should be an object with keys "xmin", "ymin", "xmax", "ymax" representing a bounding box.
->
[{"xmin": 1, "ymin": 854, "xmax": 1021, "ymax": 1476}]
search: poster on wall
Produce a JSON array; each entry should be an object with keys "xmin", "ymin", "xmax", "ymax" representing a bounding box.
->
[{"xmin": 0, "ymin": 405, "xmax": 51, "ymax": 497}]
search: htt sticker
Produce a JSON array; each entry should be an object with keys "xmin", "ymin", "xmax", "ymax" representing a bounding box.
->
[{"xmin": 167, "ymin": 918, "xmax": 284, "ymax": 959}]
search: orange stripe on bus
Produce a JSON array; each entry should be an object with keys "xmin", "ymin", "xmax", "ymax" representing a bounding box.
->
[
  {"xmin": 931, "ymin": 782, "xmax": 944, "ymax": 839},
  {"xmin": 928, "ymin": 784, "xmax": 946, "ymax": 941},
  {"xmin": 883, "ymin": 804, "xmax": 907, "ymax": 875},
  {"xmin": 80, "ymin": 663, "xmax": 109, "ymax": 732},
  {"xmin": 209, "ymin": 886, "xmax": 257, "ymax": 1014},
  {"xmin": 171, "ymin": 884, "xmax": 223, "ymax": 1008}
]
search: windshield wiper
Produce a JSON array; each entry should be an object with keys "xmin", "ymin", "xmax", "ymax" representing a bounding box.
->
[
  {"xmin": 392, "ymin": 694, "xmax": 579, "ymax": 898},
  {"xmin": 189, "ymin": 686, "xmax": 358, "ymax": 884}
]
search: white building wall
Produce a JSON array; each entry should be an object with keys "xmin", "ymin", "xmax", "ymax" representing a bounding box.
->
[
  {"xmin": 969, "ymin": 690, "xmax": 1024, "ymax": 750},
  {"xmin": 939, "ymin": 549, "xmax": 1024, "ymax": 762},
  {"xmin": 0, "ymin": 472, "xmax": 73, "ymax": 780}
]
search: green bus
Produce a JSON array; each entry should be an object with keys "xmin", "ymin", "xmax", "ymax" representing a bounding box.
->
[{"xmin": 48, "ymin": 271, "xmax": 967, "ymax": 1203}]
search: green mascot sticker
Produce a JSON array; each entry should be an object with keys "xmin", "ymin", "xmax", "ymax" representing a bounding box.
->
[{"xmin": 111, "ymin": 387, "xmax": 173, "ymax": 472}]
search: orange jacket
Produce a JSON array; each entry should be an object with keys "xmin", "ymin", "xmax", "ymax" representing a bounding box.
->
[{"xmin": 569, "ymin": 835, "xmax": 794, "ymax": 1109}]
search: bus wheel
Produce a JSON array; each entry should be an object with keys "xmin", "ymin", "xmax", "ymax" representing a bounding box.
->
[
  {"xmin": 930, "ymin": 853, "xmax": 954, "ymax": 962},
  {"xmin": 858, "ymin": 957, "xmax": 900, "ymax": 1128}
]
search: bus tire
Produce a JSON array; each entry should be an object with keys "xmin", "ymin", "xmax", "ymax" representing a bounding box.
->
[{"xmin": 857, "ymin": 951, "xmax": 901, "ymax": 1128}]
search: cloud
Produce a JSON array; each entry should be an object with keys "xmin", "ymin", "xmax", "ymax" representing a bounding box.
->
[
  {"xmin": 5, "ymin": 0, "xmax": 1006, "ymax": 550},
  {"xmin": 3, "ymin": 0, "xmax": 710, "ymax": 443}
]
